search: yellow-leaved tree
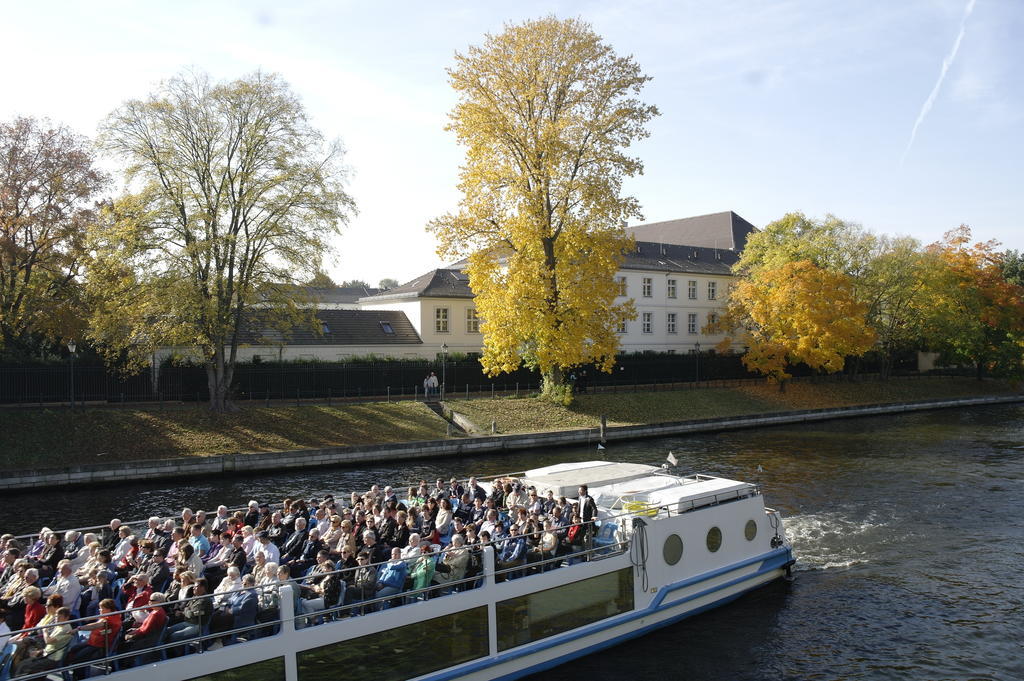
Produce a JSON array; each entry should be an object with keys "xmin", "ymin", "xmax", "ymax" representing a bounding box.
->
[
  {"xmin": 716, "ymin": 260, "xmax": 876, "ymax": 384},
  {"xmin": 428, "ymin": 16, "xmax": 658, "ymax": 403}
]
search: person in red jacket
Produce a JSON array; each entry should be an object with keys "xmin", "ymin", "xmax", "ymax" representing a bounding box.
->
[
  {"xmin": 66, "ymin": 598, "xmax": 122, "ymax": 680},
  {"xmin": 19, "ymin": 586, "xmax": 45, "ymax": 631},
  {"xmin": 120, "ymin": 592, "xmax": 168, "ymax": 667}
]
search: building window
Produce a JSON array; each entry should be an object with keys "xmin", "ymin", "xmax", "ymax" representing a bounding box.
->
[
  {"xmin": 466, "ymin": 308, "xmax": 480, "ymax": 333},
  {"xmin": 687, "ymin": 313, "xmax": 697, "ymax": 334},
  {"xmin": 435, "ymin": 307, "xmax": 449, "ymax": 333},
  {"xmin": 667, "ymin": 313, "xmax": 677, "ymax": 334},
  {"xmin": 707, "ymin": 281, "xmax": 717, "ymax": 300},
  {"xmin": 667, "ymin": 279, "xmax": 677, "ymax": 299},
  {"xmin": 688, "ymin": 280, "xmax": 697, "ymax": 299},
  {"xmin": 707, "ymin": 312, "xmax": 718, "ymax": 328},
  {"xmin": 642, "ymin": 277, "xmax": 652, "ymax": 298},
  {"xmin": 617, "ymin": 320, "xmax": 627, "ymax": 334},
  {"xmin": 615, "ymin": 276, "xmax": 627, "ymax": 296},
  {"xmin": 642, "ymin": 312, "xmax": 652, "ymax": 333},
  {"xmin": 379, "ymin": 321, "xmax": 395, "ymax": 335}
]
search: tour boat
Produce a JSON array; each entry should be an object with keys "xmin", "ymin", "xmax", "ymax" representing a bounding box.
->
[{"xmin": 4, "ymin": 460, "xmax": 794, "ymax": 681}]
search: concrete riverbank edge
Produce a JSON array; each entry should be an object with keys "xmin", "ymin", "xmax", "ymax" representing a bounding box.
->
[{"xmin": 4, "ymin": 394, "xmax": 1022, "ymax": 492}]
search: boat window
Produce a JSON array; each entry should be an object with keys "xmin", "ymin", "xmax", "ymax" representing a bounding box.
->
[
  {"xmin": 186, "ymin": 657, "xmax": 285, "ymax": 681},
  {"xmin": 296, "ymin": 606, "xmax": 488, "ymax": 681},
  {"xmin": 745, "ymin": 519, "xmax": 758, "ymax": 541},
  {"xmin": 496, "ymin": 568, "xmax": 634, "ymax": 652},
  {"xmin": 706, "ymin": 526, "xmax": 723, "ymax": 552},
  {"xmin": 663, "ymin": 534, "xmax": 683, "ymax": 565}
]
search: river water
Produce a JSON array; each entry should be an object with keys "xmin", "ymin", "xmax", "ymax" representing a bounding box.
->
[{"xmin": 5, "ymin": 404, "xmax": 1022, "ymax": 680}]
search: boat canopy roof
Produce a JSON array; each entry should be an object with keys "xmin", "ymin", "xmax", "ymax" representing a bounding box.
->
[
  {"xmin": 519, "ymin": 460, "xmax": 756, "ymax": 513},
  {"xmin": 520, "ymin": 461, "xmax": 659, "ymax": 498}
]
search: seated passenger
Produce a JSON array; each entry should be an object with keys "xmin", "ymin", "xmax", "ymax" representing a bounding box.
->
[
  {"xmin": 361, "ymin": 530, "xmax": 389, "ymax": 565},
  {"xmin": 212, "ymin": 566, "xmax": 241, "ymax": 609},
  {"xmin": 44, "ymin": 560, "xmax": 81, "ymax": 610},
  {"xmin": 375, "ymin": 548, "xmax": 408, "ymax": 606},
  {"xmin": 258, "ymin": 532, "xmax": 282, "ymax": 561},
  {"xmin": 80, "ymin": 570, "xmax": 112, "ymax": 617},
  {"xmin": 409, "ymin": 542, "xmax": 436, "ymax": 598},
  {"xmin": 65, "ymin": 598, "xmax": 121, "ymax": 680},
  {"xmin": 1, "ymin": 569, "xmax": 41, "ymax": 629},
  {"xmin": 177, "ymin": 542, "xmax": 205, "ymax": 579},
  {"xmin": 287, "ymin": 528, "xmax": 324, "ymax": 574},
  {"xmin": 166, "ymin": 578, "xmax": 212, "ymax": 656},
  {"xmin": 13, "ymin": 605, "xmax": 72, "ymax": 676},
  {"xmin": 35, "ymin": 532, "xmax": 65, "ymax": 579},
  {"xmin": 165, "ymin": 571, "xmax": 196, "ymax": 622},
  {"xmin": 120, "ymin": 592, "xmax": 168, "ymax": 666},
  {"xmin": 299, "ymin": 552, "xmax": 343, "ymax": 618},
  {"xmin": 345, "ymin": 551, "xmax": 377, "ymax": 611},
  {"xmin": 496, "ymin": 525, "xmax": 527, "ymax": 580},
  {"xmin": 433, "ymin": 534, "xmax": 470, "ymax": 592}
]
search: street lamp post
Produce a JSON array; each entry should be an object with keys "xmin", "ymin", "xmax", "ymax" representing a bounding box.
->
[
  {"xmin": 67, "ymin": 339, "xmax": 77, "ymax": 409},
  {"xmin": 440, "ymin": 343, "xmax": 448, "ymax": 401},
  {"xmin": 694, "ymin": 341, "xmax": 701, "ymax": 385}
]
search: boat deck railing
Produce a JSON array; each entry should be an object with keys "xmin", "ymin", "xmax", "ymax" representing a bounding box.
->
[{"xmin": 0, "ymin": 523, "xmax": 633, "ymax": 680}]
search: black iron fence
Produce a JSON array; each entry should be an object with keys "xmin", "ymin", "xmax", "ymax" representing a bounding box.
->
[{"xmin": 0, "ymin": 354, "xmax": 765, "ymax": 406}]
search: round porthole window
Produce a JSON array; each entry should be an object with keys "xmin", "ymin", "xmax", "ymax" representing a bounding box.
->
[
  {"xmin": 745, "ymin": 519, "xmax": 758, "ymax": 541},
  {"xmin": 663, "ymin": 534, "xmax": 683, "ymax": 565},
  {"xmin": 706, "ymin": 526, "xmax": 722, "ymax": 553}
]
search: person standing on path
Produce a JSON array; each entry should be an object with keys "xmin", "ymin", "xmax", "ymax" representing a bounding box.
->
[{"xmin": 424, "ymin": 372, "xmax": 439, "ymax": 399}]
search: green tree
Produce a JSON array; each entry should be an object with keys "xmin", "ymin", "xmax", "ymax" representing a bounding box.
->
[
  {"xmin": 1002, "ymin": 249, "xmax": 1024, "ymax": 287},
  {"xmin": 307, "ymin": 271, "xmax": 337, "ymax": 287},
  {"xmin": 916, "ymin": 227, "xmax": 1024, "ymax": 379},
  {"xmin": 429, "ymin": 16, "xmax": 658, "ymax": 403},
  {"xmin": 0, "ymin": 117, "xmax": 106, "ymax": 359},
  {"xmin": 90, "ymin": 71, "xmax": 355, "ymax": 411},
  {"xmin": 736, "ymin": 212, "xmax": 927, "ymax": 376},
  {"xmin": 378, "ymin": 278, "xmax": 399, "ymax": 290}
]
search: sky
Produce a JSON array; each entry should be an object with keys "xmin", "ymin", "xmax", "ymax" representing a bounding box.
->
[{"xmin": 2, "ymin": 0, "xmax": 1021, "ymax": 286}]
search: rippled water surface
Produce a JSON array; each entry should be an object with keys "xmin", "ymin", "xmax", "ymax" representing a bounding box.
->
[{"xmin": 5, "ymin": 404, "xmax": 1023, "ymax": 680}]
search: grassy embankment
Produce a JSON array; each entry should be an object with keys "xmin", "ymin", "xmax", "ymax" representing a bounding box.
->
[
  {"xmin": 0, "ymin": 376, "xmax": 1016, "ymax": 470},
  {"xmin": 447, "ymin": 376, "xmax": 1019, "ymax": 434}
]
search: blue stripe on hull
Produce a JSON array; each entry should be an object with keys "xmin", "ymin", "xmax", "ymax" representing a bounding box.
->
[{"xmin": 425, "ymin": 546, "xmax": 793, "ymax": 681}]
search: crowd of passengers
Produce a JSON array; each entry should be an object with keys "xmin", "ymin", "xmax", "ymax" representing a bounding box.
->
[{"xmin": 0, "ymin": 476, "xmax": 602, "ymax": 677}]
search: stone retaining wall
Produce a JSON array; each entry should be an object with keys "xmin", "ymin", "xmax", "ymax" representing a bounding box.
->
[{"xmin": 2, "ymin": 394, "xmax": 1021, "ymax": 491}]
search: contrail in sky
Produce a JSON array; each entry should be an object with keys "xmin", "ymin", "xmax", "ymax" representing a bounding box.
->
[{"xmin": 901, "ymin": 0, "xmax": 977, "ymax": 165}]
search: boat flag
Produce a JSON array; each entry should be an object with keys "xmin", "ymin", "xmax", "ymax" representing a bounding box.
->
[{"xmin": 667, "ymin": 452, "xmax": 678, "ymax": 466}]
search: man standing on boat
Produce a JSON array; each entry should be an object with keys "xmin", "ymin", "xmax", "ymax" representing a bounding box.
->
[{"xmin": 578, "ymin": 485, "xmax": 598, "ymax": 557}]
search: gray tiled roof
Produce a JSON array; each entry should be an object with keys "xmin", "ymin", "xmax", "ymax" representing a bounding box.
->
[
  {"xmin": 241, "ymin": 309, "xmax": 422, "ymax": 346},
  {"xmin": 360, "ymin": 269, "xmax": 474, "ymax": 301},
  {"xmin": 265, "ymin": 285, "xmax": 383, "ymax": 305},
  {"xmin": 622, "ymin": 241, "xmax": 739, "ymax": 275},
  {"xmin": 306, "ymin": 286, "xmax": 382, "ymax": 304},
  {"xmin": 626, "ymin": 211, "xmax": 757, "ymax": 251}
]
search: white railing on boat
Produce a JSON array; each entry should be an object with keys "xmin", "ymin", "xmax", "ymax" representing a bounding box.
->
[{"xmin": 0, "ymin": 522, "xmax": 634, "ymax": 681}]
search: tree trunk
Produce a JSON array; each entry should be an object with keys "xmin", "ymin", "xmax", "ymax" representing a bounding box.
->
[
  {"xmin": 541, "ymin": 366, "xmax": 572, "ymax": 404},
  {"xmin": 205, "ymin": 346, "xmax": 237, "ymax": 412}
]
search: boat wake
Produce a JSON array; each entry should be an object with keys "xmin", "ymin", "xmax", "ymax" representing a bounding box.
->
[{"xmin": 784, "ymin": 512, "xmax": 887, "ymax": 571}]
